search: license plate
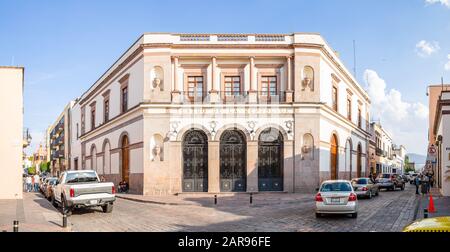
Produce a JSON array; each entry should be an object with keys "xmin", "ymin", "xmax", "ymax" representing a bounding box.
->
[
  {"xmin": 89, "ymin": 200, "xmax": 98, "ymax": 205},
  {"xmin": 331, "ymin": 198, "xmax": 340, "ymax": 203}
]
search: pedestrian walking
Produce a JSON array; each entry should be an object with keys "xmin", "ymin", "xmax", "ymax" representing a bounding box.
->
[
  {"xmin": 25, "ymin": 176, "xmax": 32, "ymax": 192},
  {"xmin": 414, "ymin": 175, "xmax": 420, "ymax": 195},
  {"xmin": 34, "ymin": 174, "xmax": 40, "ymax": 192}
]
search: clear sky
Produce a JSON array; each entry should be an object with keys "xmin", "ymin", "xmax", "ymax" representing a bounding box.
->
[{"xmin": 1, "ymin": 0, "xmax": 449, "ymax": 156}]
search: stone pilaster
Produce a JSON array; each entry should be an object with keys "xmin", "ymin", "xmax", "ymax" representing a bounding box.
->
[
  {"xmin": 247, "ymin": 141, "xmax": 258, "ymax": 192},
  {"xmin": 208, "ymin": 141, "xmax": 220, "ymax": 193}
]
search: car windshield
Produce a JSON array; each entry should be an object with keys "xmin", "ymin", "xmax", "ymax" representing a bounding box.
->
[
  {"xmin": 65, "ymin": 172, "xmax": 98, "ymax": 184},
  {"xmin": 352, "ymin": 179, "xmax": 368, "ymax": 185},
  {"xmin": 378, "ymin": 174, "xmax": 391, "ymax": 179},
  {"xmin": 48, "ymin": 179, "xmax": 57, "ymax": 185},
  {"xmin": 320, "ymin": 182, "xmax": 352, "ymax": 192}
]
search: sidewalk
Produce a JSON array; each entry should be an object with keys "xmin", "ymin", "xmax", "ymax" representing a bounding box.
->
[
  {"xmin": 116, "ymin": 192, "xmax": 313, "ymax": 207},
  {"xmin": 0, "ymin": 192, "xmax": 70, "ymax": 232},
  {"xmin": 415, "ymin": 187, "xmax": 450, "ymax": 220}
]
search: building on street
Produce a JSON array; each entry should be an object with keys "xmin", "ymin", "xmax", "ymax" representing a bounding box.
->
[
  {"xmin": 431, "ymin": 89, "xmax": 450, "ymax": 196},
  {"xmin": 0, "ymin": 66, "xmax": 24, "ymax": 199},
  {"xmin": 392, "ymin": 145, "xmax": 406, "ymax": 174},
  {"xmin": 47, "ymin": 101, "xmax": 75, "ymax": 176},
  {"xmin": 427, "ymin": 84, "xmax": 450, "ymax": 195},
  {"xmin": 65, "ymin": 32, "xmax": 372, "ymax": 195},
  {"xmin": 368, "ymin": 122, "xmax": 396, "ymax": 175}
]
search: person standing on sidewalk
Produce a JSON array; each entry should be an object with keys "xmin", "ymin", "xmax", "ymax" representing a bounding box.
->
[
  {"xmin": 33, "ymin": 173, "xmax": 40, "ymax": 192},
  {"xmin": 25, "ymin": 176, "xmax": 32, "ymax": 192},
  {"xmin": 421, "ymin": 174, "xmax": 429, "ymax": 195},
  {"xmin": 414, "ymin": 175, "xmax": 420, "ymax": 195}
]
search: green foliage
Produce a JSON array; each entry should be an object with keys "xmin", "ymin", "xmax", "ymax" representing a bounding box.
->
[
  {"xmin": 404, "ymin": 155, "xmax": 415, "ymax": 173},
  {"xmin": 27, "ymin": 166, "xmax": 36, "ymax": 175},
  {"xmin": 39, "ymin": 162, "xmax": 50, "ymax": 173}
]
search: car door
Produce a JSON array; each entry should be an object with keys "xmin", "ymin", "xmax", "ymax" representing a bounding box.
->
[{"xmin": 54, "ymin": 173, "xmax": 65, "ymax": 202}]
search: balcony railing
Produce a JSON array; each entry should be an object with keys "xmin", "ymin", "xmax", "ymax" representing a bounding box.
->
[{"xmin": 176, "ymin": 91, "xmax": 288, "ymax": 104}]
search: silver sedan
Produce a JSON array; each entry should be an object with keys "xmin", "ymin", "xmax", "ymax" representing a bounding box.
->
[
  {"xmin": 315, "ymin": 180, "xmax": 358, "ymax": 218},
  {"xmin": 351, "ymin": 178, "xmax": 379, "ymax": 199}
]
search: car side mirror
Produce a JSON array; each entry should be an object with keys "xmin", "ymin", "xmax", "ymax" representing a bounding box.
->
[{"xmin": 315, "ymin": 187, "xmax": 319, "ymax": 192}]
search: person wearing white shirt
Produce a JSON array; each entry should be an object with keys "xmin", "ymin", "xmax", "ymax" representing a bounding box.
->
[
  {"xmin": 33, "ymin": 174, "xmax": 40, "ymax": 192},
  {"xmin": 25, "ymin": 176, "xmax": 32, "ymax": 192}
]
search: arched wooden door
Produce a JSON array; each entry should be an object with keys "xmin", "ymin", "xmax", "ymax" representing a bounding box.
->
[
  {"xmin": 258, "ymin": 128, "xmax": 283, "ymax": 191},
  {"xmin": 121, "ymin": 135, "xmax": 130, "ymax": 185},
  {"xmin": 220, "ymin": 129, "xmax": 246, "ymax": 192},
  {"xmin": 330, "ymin": 134, "xmax": 338, "ymax": 180},
  {"xmin": 357, "ymin": 144, "xmax": 362, "ymax": 178},
  {"xmin": 182, "ymin": 130, "xmax": 208, "ymax": 192}
]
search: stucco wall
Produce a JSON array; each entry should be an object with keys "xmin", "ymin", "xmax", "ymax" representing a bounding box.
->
[{"xmin": 0, "ymin": 67, "xmax": 23, "ymax": 199}]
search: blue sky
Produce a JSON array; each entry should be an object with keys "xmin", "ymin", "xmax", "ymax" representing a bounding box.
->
[{"xmin": 1, "ymin": 0, "xmax": 449, "ymax": 156}]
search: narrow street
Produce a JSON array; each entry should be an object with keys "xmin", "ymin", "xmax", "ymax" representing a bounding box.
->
[{"xmin": 61, "ymin": 184, "xmax": 418, "ymax": 232}]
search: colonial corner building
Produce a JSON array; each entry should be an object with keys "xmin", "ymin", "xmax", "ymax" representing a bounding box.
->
[{"xmin": 63, "ymin": 33, "xmax": 371, "ymax": 195}]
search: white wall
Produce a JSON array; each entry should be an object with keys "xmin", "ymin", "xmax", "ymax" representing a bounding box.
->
[{"xmin": 0, "ymin": 67, "xmax": 23, "ymax": 199}]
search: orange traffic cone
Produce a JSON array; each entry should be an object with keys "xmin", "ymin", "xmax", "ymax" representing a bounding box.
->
[{"xmin": 428, "ymin": 193, "xmax": 436, "ymax": 213}]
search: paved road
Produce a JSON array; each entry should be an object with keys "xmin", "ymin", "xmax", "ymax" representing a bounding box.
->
[{"xmin": 66, "ymin": 184, "xmax": 419, "ymax": 232}]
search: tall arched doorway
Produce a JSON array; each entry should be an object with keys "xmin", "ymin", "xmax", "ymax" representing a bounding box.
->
[
  {"xmin": 121, "ymin": 135, "xmax": 130, "ymax": 185},
  {"xmin": 103, "ymin": 140, "xmax": 111, "ymax": 175},
  {"xmin": 258, "ymin": 128, "xmax": 283, "ymax": 191},
  {"xmin": 220, "ymin": 129, "xmax": 246, "ymax": 192},
  {"xmin": 330, "ymin": 134, "xmax": 339, "ymax": 180},
  {"xmin": 357, "ymin": 143, "xmax": 362, "ymax": 178},
  {"xmin": 91, "ymin": 145, "xmax": 97, "ymax": 172},
  {"xmin": 182, "ymin": 130, "xmax": 208, "ymax": 192}
]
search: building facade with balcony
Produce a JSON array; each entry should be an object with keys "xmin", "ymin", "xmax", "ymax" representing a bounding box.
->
[
  {"xmin": 368, "ymin": 122, "xmax": 395, "ymax": 175},
  {"xmin": 47, "ymin": 101, "xmax": 75, "ymax": 176},
  {"xmin": 69, "ymin": 33, "xmax": 371, "ymax": 195}
]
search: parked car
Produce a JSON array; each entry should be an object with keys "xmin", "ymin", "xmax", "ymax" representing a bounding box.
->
[
  {"xmin": 399, "ymin": 174, "xmax": 409, "ymax": 183},
  {"xmin": 52, "ymin": 170, "xmax": 115, "ymax": 215},
  {"xmin": 43, "ymin": 177, "xmax": 58, "ymax": 199},
  {"xmin": 315, "ymin": 180, "xmax": 358, "ymax": 218},
  {"xmin": 351, "ymin": 178, "xmax": 379, "ymax": 199},
  {"xmin": 376, "ymin": 173, "xmax": 405, "ymax": 191}
]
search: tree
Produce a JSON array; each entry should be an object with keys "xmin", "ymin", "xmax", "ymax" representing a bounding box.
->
[
  {"xmin": 40, "ymin": 162, "xmax": 50, "ymax": 173},
  {"xmin": 404, "ymin": 155, "xmax": 415, "ymax": 173},
  {"xmin": 28, "ymin": 166, "xmax": 36, "ymax": 175}
]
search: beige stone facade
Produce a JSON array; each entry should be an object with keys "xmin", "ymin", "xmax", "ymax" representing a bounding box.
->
[
  {"xmin": 0, "ymin": 66, "xmax": 24, "ymax": 199},
  {"xmin": 67, "ymin": 33, "xmax": 371, "ymax": 195}
]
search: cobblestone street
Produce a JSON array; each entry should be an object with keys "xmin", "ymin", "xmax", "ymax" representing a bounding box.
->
[{"xmin": 63, "ymin": 184, "xmax": 420, "ymax": 232}]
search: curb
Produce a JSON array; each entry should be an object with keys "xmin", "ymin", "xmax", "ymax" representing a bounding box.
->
[
  {"xmin": 116, "ymin": 195, "xmax": 196, "ymax": 206},
  {"xmin": 413, "ymin": 195, "xmax": 422, "ymax": 220}
]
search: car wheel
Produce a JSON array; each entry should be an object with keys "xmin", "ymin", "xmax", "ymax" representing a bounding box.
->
[
  {"xmin": 102, "ymin": 203, "xmax": 113, "ymax": 213},
  {"xmin": 315, "ymin": 213, "xmax": 322, "ymax": 218},
  {"xmin": 351, "ymin": 213, "xmax": 358, "ymax": 218},
  {"xmin": 401, "ymin": 185, "xmax": 405, "ymax": 191}
]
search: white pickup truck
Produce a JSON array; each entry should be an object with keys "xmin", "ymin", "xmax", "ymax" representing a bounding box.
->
[{"xmin": 52, "ymin": 170, "xmax": 115, "ymax": 215}]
